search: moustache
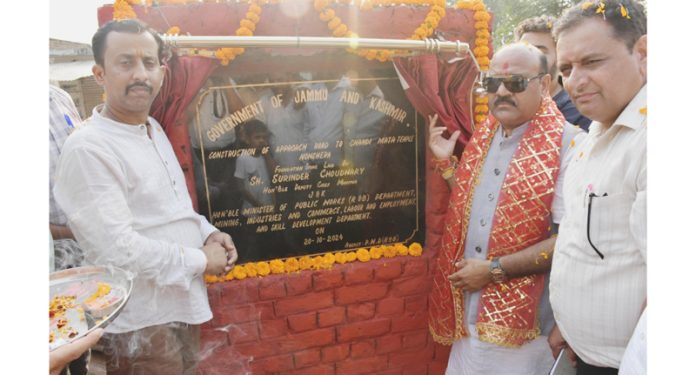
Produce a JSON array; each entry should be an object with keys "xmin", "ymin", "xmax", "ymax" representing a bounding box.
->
[
  {"xmin": 126, "ymin": 82, "xmax": 153, "ymax": 94},
  {"xmin": 494, "ymin": 97, "xmax": 516, "ymax": 108}
]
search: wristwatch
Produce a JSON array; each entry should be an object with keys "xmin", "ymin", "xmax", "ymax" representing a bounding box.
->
[{"xmin": 489, "ymin": 257, "xmax": 507, "ymax": 284}]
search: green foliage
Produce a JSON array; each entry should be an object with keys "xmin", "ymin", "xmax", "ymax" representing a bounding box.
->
[{"xmin": 483, "ymin": 0, "xmax": 575, "ymax": 48}]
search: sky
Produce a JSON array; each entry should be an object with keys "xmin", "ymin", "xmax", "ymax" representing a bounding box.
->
[{"xmin": 50, "ymin": 0, "xmax": 108, "ymax": 44}]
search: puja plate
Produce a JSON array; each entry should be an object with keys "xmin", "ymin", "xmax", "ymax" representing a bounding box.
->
[{"xmin": 49, "ymin": 265, "xmax": 133, "ymax": 351}]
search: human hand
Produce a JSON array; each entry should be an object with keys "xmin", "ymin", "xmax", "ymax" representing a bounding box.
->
[
  {"xmin": 202, "ymin": 242, "xmax": 228, "ymax": 275},
  {"xmin": 448, "ymin": 259, "xmax": 491, "ymax": 291},
  {"xmin": 428, "ymin": 114, "xmax": 461, "ymax": 160},
  {"xmin": 548, "ymin": 324, "xmax": 577, "ymax": 367},
  {"xmin": 49, "ymin": 328, "xmax": 104, "ymax": 375},
  {"xmin": 205, "ymin": 231, "xmax": 238, "ymax": 272}
]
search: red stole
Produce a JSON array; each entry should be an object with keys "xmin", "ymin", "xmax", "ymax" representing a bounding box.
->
[{"xmin": 429, "ymin": 96, "xmax": 565, "ymax": 347}]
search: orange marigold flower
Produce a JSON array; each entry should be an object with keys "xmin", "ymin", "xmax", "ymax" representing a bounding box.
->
[
  {"xmin": 396, "ymin": 243, "xmax": 409, "ymax": 256},
  {"xmin": 335, "ymin": 252, "xmax": 347, "ymax": 264},
  {"xmin": 333, "ymin": 24, "xmax": 349, "ymax": 37},
  {"xmin": 475, "ymin": 38, "xmax": 488, "ymax": 46},
  {"xmin": 270, "ymin": 259, "xmax": 285, "ymax": 274},
  {"xmin": 369, "ymin": 246, "xmax": 383, "ymax": 260},
  {"xmin": 475, "ymin": 96, "xmax": 489, "ymax": 104},
  {"xmin": 475, "ymin": 104, "xmax": 489, "ymax": 113},
  {"xmin": 474, "ymin": 11, "xmax": 490, "ymax": 22},
  {"xmin": 314, "ymin": 0, "xmax": 329, "ymax": 11},
  {"xmin": 477, "ymin": 56, "xmax": 490, "ymax": 66},
  {"xmin": 384, "ymin": 245, "xmax": 397, "ymax": 258},
  {"xmin": 285, "ymin": 257, "xmax": 300, "ymax": 272},
  {"xmin": 346, "ymin": 251, "xmax": 358, "ymax": 262},
  {"xmin": 473, "ymin": 2, "xmax": 485, "ymax": 11},
  {"xmin": 474, "ymin": 46, "xmax": 490, "ymax": 57},
  {"xmin": 320, "ymin": 9, "xmax": 336, "ymax": 22},
  {"xmin": 357, "ymin": 248, "xmax": 371, "ymax": 262},
  {"xmin": 246, "ymin": 12, "xmax": 260, "ymax": 23},
  {"xmin": 244, "ymin": 263, "xmax": 258, "ymax": 277},
  {"xmin": 328, "ymin": 17, "xmax": 343, "ymax": 31},
  {"xmin": 475, "ymin": 114, "xmax": 487, "ymax": 123},
  {"xmin": 249, "ymin": 3, "xmax": 262, "ymax": 15},
  {"xmin": 474, "ymin": 21, "xmax": 489, "ymax": 30},
  {"xmin": 408, "ymin": 243, "xmax": 423, "ymax": 256},
  {"xmin": 365, "ymin": 50, "xmax": 378, "ymax": 60},
  {"xmin": 233, "ymin": 265, "xmax": 247, "ymax": 280},
  {"xmin": 204, "ymin": 274, "xmax": 218, "ymax": 283},
  {"xmin": 257, "ymin": 262, "xmax": 271, "ymax": 276},
  {"xmin": 476, "ymin": 29, "xmax": 491, "ymax": 38},
  {"xmin": 324, "ymin": 253, "xmax": 336, "ymax": 266},
  {"xmin": 166, "ymin": 26, "xmax": 180, "ymax": 35},
  {"xmin": 240, "ymin": 19, "xmax": 256, "ymax": 32},
  {"xmin": 299, "ymin": 256, "xmax": 313, "ymax": 270}
]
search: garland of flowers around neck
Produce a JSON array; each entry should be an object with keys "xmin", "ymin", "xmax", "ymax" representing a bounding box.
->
[
  {"xmin": 203, "ymin": 242, "xmax": 424, "ymax": 283},
  {"xmin": 313, "ymin": 0, "xmax": 446, "ymax": 63},
  {"xmin": 456, "ymin": 0, "xmax": 491, "ymax": 127}
]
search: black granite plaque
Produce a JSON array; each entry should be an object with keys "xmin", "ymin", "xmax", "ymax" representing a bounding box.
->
[{"xmin": 189, "ymin": 69, "xmax": 424, "ymax": 263}]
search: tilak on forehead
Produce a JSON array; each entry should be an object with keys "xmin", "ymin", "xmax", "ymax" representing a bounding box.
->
[{"xmin": 502, "ymin": 62, "xmax": 510, "ymax": 74}]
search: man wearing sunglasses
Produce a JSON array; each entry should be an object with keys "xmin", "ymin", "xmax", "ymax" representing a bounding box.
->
[
  {"xmin": 428, "ymin": 43, "xmax": 585, "ymax": 374},
  {"xmin": 548, "ymin": 1, "xmax": 647, "ymax": 374}
]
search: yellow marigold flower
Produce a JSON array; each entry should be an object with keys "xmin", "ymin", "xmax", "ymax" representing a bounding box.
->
[
  {"xmin": 240, "ymin": 19, "xmax": 256, "ymax": 32},
  {"xmin": 328, "ymin": 17, "xmax": 343, "ymax": 31},
  {"xmin": 246, "ymin": 12, "xmax": 260, "ymax": 23},
  {"xmin": 474, "ymin": 11, "xmax": 489, "ymax": 22},
  {"xmin": 384, "ymin": 245, "xmax": 397, "ymax": 258},
  {"xmin": 333, "ymin": 24, "xmax": 349, "ymax": 37},
  {"xmin": 346, "ymin": 251, "xmax": 358, "ymax": 262},
  {"xmin": 395, "ymin": 243, "xmax": 408, "ymax": 256},
  {"xmin": 270, "ymin": 259, "xmax": 285, "ymax": 274},
  {"xmin": 639, "ymin": 107, "xmax": 647, "ymax": 115},
  {"xmin": 366, "ymin": 50, "xmax": 378, "ymax": 60},
  {"xmin": 357, "ymin": 248, "xmax": 371, "ymax": 262},
  {"xmin": 204, "ymin": 274, "xmax": 218, "ymax": 283},
  {"xmin": 369, "ymin": 246, "xmax": 383, "ymax": 260},
  {"xmin": 257, "ymin": 262, "xmax": 271, "ymax": 276},
  {"xmin": 335, "ymin": 252, "xmax": 347, "ymax": 264},
  {"xmin": 285, "ymin": 257, "xmax": 300, "ymax": 272},
  {"xmin": 475, "ymin": 114, "xmax": 487, "ymax": 123},
  {"xmin": 475, "ymin": 104, "xmax": 489, "ymax": 113},
  {"xmin": 475, "ymin": 38, "xmax": 488, "ymax": 47},
  {"xmin": 476, "ymin": 29, "xmax": 490, "ymax": 38},
  {"xmin": 299, "ymin": 256, "xmax": 313, "ymax": 270},
  {"xmin": 320, "ymin": 9, "xmax": 335, "ymax": 22},
  {"xmin": 244, "ymin": 263, "xmax": 258, "ymax": 277},
  {"xmin": 581, "ymin": 1, "xmax": 594, "ymax": 10},
  {"xmin": 475, "ymin": 21, "xmax": 489, "ymax": 30},
  {"xmin": 324, "ymin": 253, "xmax": 336, "ymax": 266},
  {"xmin": 475, "ymin": 96, "xmax": 489, "ymax": 104},
  {"xmin": 477, "ymin": 56, "xmax": 490, "ymax": 66},
  {"xmin": 473, "ymin": 2, "xmax": 485, "ymax": 11},
  {"xmin": 408, "ymin": 243, "xmax": 423, "ymax": 256},
  {"xmin": 314, "ymin": 0, "xmax": 329, "ymax": 11},
  {"xmin": 233, "ymin": 265, "xmax": 247, "ymax": 280},
  {"xmin": 236, "ymin": 27, "xmax": 253, "ymax": 36},
  {"xmin": 224, "ymin": 270, "xmax": 235, "ymax": 281},
  {"xmin": 249, "ymin": 3, "xmax": 262, "ymax": 15}
]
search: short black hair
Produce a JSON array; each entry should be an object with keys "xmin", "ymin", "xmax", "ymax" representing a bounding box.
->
[
  {"xmin": 553, "ymin": 0, "xmax": 646, "ymax": 51},
  {"xmin": 92, "ymin": 19, "xmax": 165, "ymax": 67},
  {"xmin": 243, "ymin": 119, "xmax": 270, "ymax": 136},
  {"xmin": 514, "ymin": 15, "xmax": 556, "ymax": 41}
]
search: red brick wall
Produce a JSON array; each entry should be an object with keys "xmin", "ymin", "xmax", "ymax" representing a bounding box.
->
[{"xmin": 197, "ymin": 250, "xmax": 450, "ymax": 375}]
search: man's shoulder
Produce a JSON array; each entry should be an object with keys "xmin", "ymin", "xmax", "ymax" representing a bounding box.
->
[{"xmin": 61, "ymin": 118, "xmax": 109, "ymax": 153}]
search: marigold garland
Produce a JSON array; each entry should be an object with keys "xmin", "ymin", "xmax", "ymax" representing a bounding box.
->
[
  {"xmin": 456, "ymin": 0, "xmax": 491, "ymax": 127},
  {"xmin": 204, "ymin": 242, "xmax": 424, "ymax": 283},
  {"xmin": 113, "ymin": 0, "xmax": 137, "ymax": 20},
  {"xmin": 313, "ymin": 0, "xmax": 446, "ymax": 63}
]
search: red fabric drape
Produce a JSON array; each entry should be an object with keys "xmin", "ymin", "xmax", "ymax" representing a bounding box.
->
[
  {"xmin": 150, "ymin": 55, "xmax": 220, "ymax": 211},
  {"xmin": 392, "ymin": 54, "xmax": 480, "ymax": 253}
]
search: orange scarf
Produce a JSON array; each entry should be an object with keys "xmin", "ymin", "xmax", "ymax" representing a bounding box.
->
[{"xmin": 429, "ymin": 96, "xmax": 564, "ymax": 347}]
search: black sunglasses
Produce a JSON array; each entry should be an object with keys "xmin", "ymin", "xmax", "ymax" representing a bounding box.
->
[{"xmin": 481, "ymin": 73, "xmax": 545, "ymax": 94}]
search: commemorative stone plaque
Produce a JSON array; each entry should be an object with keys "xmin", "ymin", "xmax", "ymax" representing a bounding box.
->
[{"xmin": 189, "ymin": 69, "xmax": 424, "ymax": 263}]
